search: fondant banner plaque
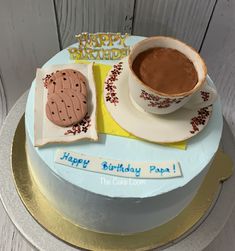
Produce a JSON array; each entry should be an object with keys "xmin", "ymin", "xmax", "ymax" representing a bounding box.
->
[{"xmin": 55, "ymin": 149, "xmax": 182, "ymax": 179}]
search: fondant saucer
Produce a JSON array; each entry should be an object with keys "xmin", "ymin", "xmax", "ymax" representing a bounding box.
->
[{"xmin": 104, "ymin": 57, "xmax": 213, "ymax": 143}]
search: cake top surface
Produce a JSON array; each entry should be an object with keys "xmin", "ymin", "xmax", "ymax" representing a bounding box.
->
[{"xmin": 25, "ymin": 36, "xmax": 223, "ymax": 198}]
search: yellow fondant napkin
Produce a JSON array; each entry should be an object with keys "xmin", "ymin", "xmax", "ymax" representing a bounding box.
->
[{"xmin": 76, "ymin": 60, "xmax": 187, "ymax": 150}]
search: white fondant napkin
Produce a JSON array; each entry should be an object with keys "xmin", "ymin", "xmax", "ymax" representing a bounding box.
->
[{"xmin": 34, "ymin": 63, "xmax": 97, "ymax": 147}]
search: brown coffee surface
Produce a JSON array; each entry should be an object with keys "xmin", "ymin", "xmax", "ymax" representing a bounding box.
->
[{"xmin": 132, "ymin": 48, "xmax": 198, "ymax": 94}]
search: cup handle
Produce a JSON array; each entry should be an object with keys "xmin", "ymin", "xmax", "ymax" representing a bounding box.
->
[{"xmin": 184, "ymin": 81, "xmax": 218, "ymax": 110}]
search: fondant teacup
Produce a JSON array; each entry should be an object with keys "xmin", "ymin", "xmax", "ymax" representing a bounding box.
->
[{"xmin": 128, "ymin": 36, "xmax": 217, "ymax": 114}]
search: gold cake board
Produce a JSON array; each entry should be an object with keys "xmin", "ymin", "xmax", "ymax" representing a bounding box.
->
[{"xmin": 11, "ymin": 118, "xmax": 233, "ymax": 251}]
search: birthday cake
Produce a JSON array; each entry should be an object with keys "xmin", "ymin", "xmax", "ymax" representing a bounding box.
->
[{"xmin": 25, "ymin": 34, "xmax": 223, "ymax": 234}]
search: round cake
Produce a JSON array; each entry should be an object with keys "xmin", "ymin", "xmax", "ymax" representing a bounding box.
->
[{"xmin": 25, "ymin": 36, "xmax": 223, "ymax": 234}]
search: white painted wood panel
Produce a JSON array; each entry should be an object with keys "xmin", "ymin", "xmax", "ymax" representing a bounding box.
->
[
  {"xmin": 201, "ymin": 0, "xmax": 235, "ymax": 138},
  {"xmin": 133, "ymin": 0, "xmax": 216, "ymax": 50},
  {"xmin": 54, "ymin": 0, "xmax": 135, "ymax": 48},
  {"xmin": 0, "ymin": 0, "xmax": 60, "ymax": 110},
  {"xmin": 0, "ymin": 75, "xmax": 7, "ymax": 129}
]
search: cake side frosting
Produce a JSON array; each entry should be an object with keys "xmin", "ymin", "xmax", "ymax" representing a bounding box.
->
[{"xmin": 26, "ymin": 135, "xmax": 212, "ymax": 233}]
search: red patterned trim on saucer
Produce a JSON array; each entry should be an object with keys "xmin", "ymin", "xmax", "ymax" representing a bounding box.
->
[
  {"xmin": 64, "ymin": 114, "xmax": 91, "ymax": 135},
  {"xmin": 201, "ymin": 91, "xmax": 210, "ymax": 101},
  {"xmin": 140, "ymin": 90, "xmax": 184, "ymax": 108},
  {"xmin": 105, "ymin": 62, "xmax": 123, "ymax": 106},
  {"xmin": 190, "ymin": 106, "xmax": 211, "ymax": 134}
]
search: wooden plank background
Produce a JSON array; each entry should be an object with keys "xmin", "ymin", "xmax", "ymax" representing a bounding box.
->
[
  {"xmin": 0, "ymin": 76, "xmax": 7, "ymax": 128},
  {"xmin": 0, "ymin": 0, "xmax": 60, "ymax": 111},
  {"xmin": 54, "ymin": 0, "xmax": 135, "ymax": 49},
  {"xmin": 201, "ymin": 0, "xmax": 235, "ymax": 139},
  {"xmin": 0, "ymin": 0, "xmax": 235, "ymax": 250},
  {"xmin": 133, "ymin": 0, "xmax": 217, "ymax": 50}
]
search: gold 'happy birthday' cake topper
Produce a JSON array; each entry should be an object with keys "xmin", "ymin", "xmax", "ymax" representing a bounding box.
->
[{"xmin": 68, "ymin": 32, "xmax": 130, "ymax": 60}]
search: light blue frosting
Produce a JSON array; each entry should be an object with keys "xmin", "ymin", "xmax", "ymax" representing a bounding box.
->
[{"xmin": 25, "ymin": 36, "xmax": 223, "ymax": 198}]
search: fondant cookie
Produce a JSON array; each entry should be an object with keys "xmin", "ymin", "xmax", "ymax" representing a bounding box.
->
[
  {"xmin": 46, "ymin": 89, "xmax": 87, "ymax": 127},
  {"xmin": 44, "ymin": 69, "xmax": 88, "ymax": 127},
  {"xmin": 45, "ymin": 69, "xmax": 87, "ymax": 97}
]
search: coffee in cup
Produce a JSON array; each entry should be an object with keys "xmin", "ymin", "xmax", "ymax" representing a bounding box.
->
[
  {"xmin": 132, "ymin": 47, "xmax": 198, "ymax": 95},
  {"xmin": 128, "ymin": 36, "xmax": 217, "ymax": 115}
]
